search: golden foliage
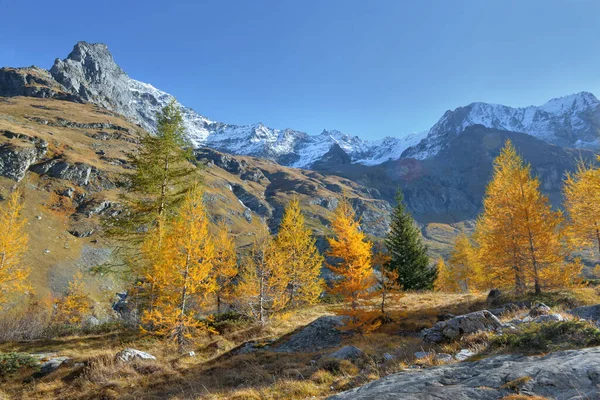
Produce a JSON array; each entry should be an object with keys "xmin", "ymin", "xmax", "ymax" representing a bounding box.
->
[
  {"xmin": 564, "ymin": 160, "xmax": 600, "ymax": 258},
  {"xmin": 474, "ymin": 141, "xmax": 580, "ymax": 293},
  {"xmin": 235, "ymin": 229, "xmax": 288, "ymax": 325},
  {"xmin": 327, "ymin": 197, "xmax": 379, "ymax": 332},
  {"xmin": 274, "ymin": 197, "xmax": 324, "ymax": 308},
  {"xmin": 141, "ymin": 183, "xmax": 216, "ymax": 350},
  {"xmin": 372, "ymin": 244, "xmax": 402, "ymax": 316},
  {"xmin": 434, "ymin": 258, "xmax": 459, "ymax": 293},
  {"xmin": 52, "ymin": 272, "xmax": 93, "ymax": 325},
  {"xmin": 436, "ymin": 232, "xmax": 481, "ymax": 293},
  {"xmin": 0, "ymin": 189, "xmax": 30, "ymax": 307},
  {"xmin": 211, "ymin": 221, "xmax": 238, "ymax": 313}
]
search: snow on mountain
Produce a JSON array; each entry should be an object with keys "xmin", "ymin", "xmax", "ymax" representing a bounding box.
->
[
  {"xmin": 48, "ymin": 41, "xmax": 423, "ymax": 168},
  {"xmin": 403, "ymin": 92, "xmax": 600, "ymax": 159}
]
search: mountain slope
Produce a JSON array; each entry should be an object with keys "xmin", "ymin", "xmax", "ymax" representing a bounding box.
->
[{"xmin": 403, "ymin": 92, "xmax": 600, "ymax": 159}]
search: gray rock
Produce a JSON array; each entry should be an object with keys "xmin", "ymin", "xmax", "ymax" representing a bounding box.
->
[
  {"xmin": 274, "ymin": 316, "xmax": 345, "ymax": 353},
  {"xmin": 115, "ymin": 348, "xmax": 156, "ymax": 362},
  {"xmin": 529, "ymin": 303, "xmax": 552, "ymax": 317},
  {"xmin": 455, "ymin": 349, "xmax": 476, "ymax": 361},
  {"xmin": 0, "ymin": 66, "xmax": 82, "ymax": 101},
  {"xmin": 0, "ymin": 143, "xmax": 43, "ymax": 181},
  {"xmin": 434, "ymin": 353, "xmax": 453, "ymax": 363},
  {"xmin": 383, "ymin": 353, "xmax": 395, "ymax": 361},
  {"xmin": 533, "ymin": 313, "xmax": 564, "ymax": 323},
  {"xmin": 569, "ymin": 304, "xmax": 600, "ymax": 323},
  {"xmin": 421, "ymin": 310, "xmax": 503, "ymax": 343},
  {"xmin": 414, "ymin": 351, "xmax": 430, "ymax": 360},
  {"xmin": 329, "ymin": 347, "xmax": 600, "ymax": 399},
  {"xmin": 39, "ymin": 356, "xmax": 71, "ymax": 376},
  {"xmin": 329, "ymin": 346, "xmax": 364, "ymax": 360}
]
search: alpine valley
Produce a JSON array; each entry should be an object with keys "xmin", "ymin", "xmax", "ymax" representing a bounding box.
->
[{"xmin": 1, "ymin": 41, "xmax": 599, "ymax": 301}]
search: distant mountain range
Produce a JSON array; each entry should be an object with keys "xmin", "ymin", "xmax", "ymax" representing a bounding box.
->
[{"xmin": 3, "ymin": 41, "xmax": 599, "ymax": 170}]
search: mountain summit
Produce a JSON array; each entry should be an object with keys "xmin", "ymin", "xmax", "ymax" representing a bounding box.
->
[{"xmin": 1, "ymin": 42, "xmax": 600, "ymax": 168}]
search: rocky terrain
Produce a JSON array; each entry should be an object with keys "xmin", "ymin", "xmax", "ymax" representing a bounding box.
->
[{"xmin": 329, "ymin": 346, "xmax": 600, "ymax": 399}]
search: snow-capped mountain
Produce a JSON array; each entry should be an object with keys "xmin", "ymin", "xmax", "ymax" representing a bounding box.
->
[
  {"xmin": 403, "ymin": 92, "xmax": 600, "ymax": 159},
  {"xmin": 5, "ymin": 41, "xmax": 600, "ymax": 168},
  {"xmin": 47, "ymin": 41, "xmax": 423, "ymax": 168}
]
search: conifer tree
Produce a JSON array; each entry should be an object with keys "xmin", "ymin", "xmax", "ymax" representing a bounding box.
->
[
  {"xmin": 211, "ymin": 221, "xmax": 238, "ymax": 314},
  {"xmin": 328, "ymin": 198, "xmax": 379, "ymax": 332},
  {"xmin": 52, "ymin": 272, "xmax": 93, "ymax": 325},
  {"xmin": 475, "ymin": 140, "xmax": 579, "ymax": 294},
  {"xmin": 141, "ymin": 183, "xmax": 216, "ymax": 351},
  {"xmin": 564, "ymin": 160, "xmax": 600, "ymax": 260},
  {"xmin": 384, "ymin": 190, "xmax": 434, "ymax": 290},
  {"xmin": 236, "ymin": 229, "xmax": 287, "ymax": 325},
  {"xmin": 434, "ymin": 258, "xmax": 459, "ymax": 293},
  {"xmin": 372, "ymin": 243, "xmax": 401, "ymax": 317},
  {"xmin": 0, "ymin": 189, "xmax": 30, "ymax": 307},
  {"xmin": 274, "ymin": 197, "xmax": 324, "ymax": 308},
  {"xmin": 106, "ymin": 100, "xmax": 196, "ymax": 245},
  {"xmin": 447, "ymin": 232, "xmax": 480, "ymax": 292}
]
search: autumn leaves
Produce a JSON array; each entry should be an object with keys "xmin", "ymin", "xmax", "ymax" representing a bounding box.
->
[{"xmin": 437, "ymin": 140, "xmax": 587, "ymax": 294}]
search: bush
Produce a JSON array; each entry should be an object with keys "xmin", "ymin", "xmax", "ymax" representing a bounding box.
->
[
  {"xmin": 0, "ymin": 352, "xmax": 39, "ymax": 377},
  {"xmin": 207, "ymin": 311, "xmax": 253, "ymax": 334},
  {"xmin": 491, "ymin": 321, "xmax": 600, "ymax": 353}
]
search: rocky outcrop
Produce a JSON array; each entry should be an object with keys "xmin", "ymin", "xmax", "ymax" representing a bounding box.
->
[
  {"xmin": 328, "ymin": 346, "xmax": 364, "ymax": 360},
  {"xmin": 274, "ymin": 316, "xmax": 345, "ymax": 353},
  {"xmin": 329, "ymin": 347, "xmax": 600, "ymax": 400},
  {"xmin": 115, "ymin": 348, "xmax": 156, "ymax": 362},
  {"xmin": 30, "ymin": 159, "xmax": 92, "ymax": 186},
  {"xmin": 0, "ymin": 132, "xmax": 48, "ymax": 181},
  {"xmin": 0, "ymin": 67, "xmax": 81, "ymax": 101},
  {"xmin": 421, "ymin": 310, "xmax": 503, "ymax": 343},
  {"xmin": 569, "ymin": 304, "xmax": 600, "ymax": 325}
]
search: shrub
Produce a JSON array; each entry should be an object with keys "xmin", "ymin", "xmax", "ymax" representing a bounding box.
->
[
  {"xmin": 491, "ymin": 321, "xmax": 600, "ymax": 353},
  {"xmin": 0, "ymin": 352, "xmax": 39, "ymax": 377}
]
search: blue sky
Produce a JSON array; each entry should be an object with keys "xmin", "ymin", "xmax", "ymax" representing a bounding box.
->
[{"xmin": 1, "ymin": 0, "xmax": 599, "ymax": 139}]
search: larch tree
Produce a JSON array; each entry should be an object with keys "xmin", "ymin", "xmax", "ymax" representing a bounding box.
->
[
  {"xmin": 447, "ymin": 232, "xmax": 480, "ymax": 293},
  {"xmin": 274, "ymin": 197, "xmax": 324, "ymax": 309},
  {"xmin": 434, "ymin": 258, "xmax": 460, "ymax": 293},
  {"xmin": 474, "ymin": 140, "xmax": 579, "ymax": 294},
  {"xmin": 141, "ymin": 183, "xmax": 216, "ymax": 351},
  {"xmin": 328, "ymin": 197, "xmax": 379, "ymax": 332},
  {"xmin": 372, "ymin": 243, "xmax": 401, "ymax": 318},
  {"xmin": 0, "ymin": 189, "xmax": 30, "ymax": 308},
  {"xmin": 211, "ymin": 221, "xmax": 238, "ymax": 314},
  {"xmin": 385, "ymin": 190, "xmax": 435, "ymax": 290},
  {"xmin": 52, "ymin": 272, "xmax": 93, "ymax": 325},
  {"xmin": 563, "ymin": 160, "xmax": 600, "ymax": 260},
  {"xmin": 235, "ymin": 229, "xmax": 288, "ymax": 325}
]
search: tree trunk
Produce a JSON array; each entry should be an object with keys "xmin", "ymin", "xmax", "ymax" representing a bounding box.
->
[
  {"xmin": 158, "ymin": 156, "xmax": 169, "ymax": 217},
  {"xmin": 177, "ymin": 253, "xmax": 191, "ymax": 352},
  {"xmin": 259, "ymin": 271, "xmax": 265, "ymax": 326}
]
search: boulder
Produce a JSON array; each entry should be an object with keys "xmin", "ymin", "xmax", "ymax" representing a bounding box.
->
[
  {"xmin": 329, "ymin": 346, "xmax": 364, "ymax": 360},
  {"xmin": 38, "ymin": 356, "xmax": 71, "ymax": 376},
  {"xmin": 421, "ymin": 310, "xmax": 503, "ymax": 343},
  {"xmin": 274, "ymin": 316, "xmax": 345, "ymax": 353},
  {"xmin": 115, "ymin": 348, "xmax": 156, "ymax": 363},
  {"xmin": 569, "ymin": 304, "xmax": 600, "ymax": 324},
  {"xmin": 328, "ymin": 347, "xmax": 600, "ymax": 399},
  {"xmin": 455, "ymin": 349, "xmax": 476, "ymax": 361},
  {"xmin": 0, "ymin": 143, "xmax": 41, "ymax": 181},
  {"xmin": 528, "ymin": 303, "xmax": 552, "ymax": 317},
  {"xmin": 487, "ymin": 288, "xmax": 503, "ymax": 306}
]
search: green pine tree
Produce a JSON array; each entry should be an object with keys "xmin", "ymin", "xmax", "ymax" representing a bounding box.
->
[
  {"xmin": 384, "ymin": 189, "xmax": 435, "ymax": 290},
  {"xmin": 107, "ymin": 100, "xmax": 197, "ymax": 243}
]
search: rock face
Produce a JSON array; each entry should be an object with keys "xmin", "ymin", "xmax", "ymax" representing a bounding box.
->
[
  {"xmin": 274, "ymin": 316, "xmax": 345, "ymax": 353},
  {"xmin": 569, "ymin": 304, "xmax": 600, "ymax": 325},
  {"xmin": 421, "ymin": 310, "xmax": 503, "ymax": 343},
  {"xmin": 329, "ymin": 347, "xmax": 600, "ymax": 400},
  {"xmin": 0, "ymin": 67, "xmax": 81, "ymax": 101},
  {"xmin": 328, "ymin": 346, "xmax": 364, "ymax": 360}
]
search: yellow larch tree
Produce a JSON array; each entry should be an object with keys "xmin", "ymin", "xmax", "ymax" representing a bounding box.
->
[
  {"xmin": 372, "ymin": 243, "xmax": 401, "ymax": 318},
  {"xmin": 434, "ymin": 258, "xmax": 460, "ymax": 293},
  {"xmin": 235, "ymin": 229, "xmax": 288, "ymax": 325},
  {"xmin": 211, "ymin": 221, "xmax": 238, "ymax": 314},
  {"xmin": 53, "ymin": 272, "xmax": 93, "ymax": 325},
  {"xmin": 447, "ymin": 232, "xmax": 481, "ymax": 292},
  {"xmin": 475, "ymin": 141, "xmax": 579, "ymax": 294},
  {"xmin": 0, "ymin": 189, "xmax": 30, "ymax": 307},
  {"xmin": 328, "ymin": 197, "xmax": 379, "ymax": 333},
  {"xmin": 274, "ymin": 197, "xmax": 324, "ymax": 309},
  {"xmin": 563, "ymin": 160, "xmax": 600, "ymax": 259},
  {"xmin": 141, "ymin": 183, "xmax": 216, "ymax": 351}
]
